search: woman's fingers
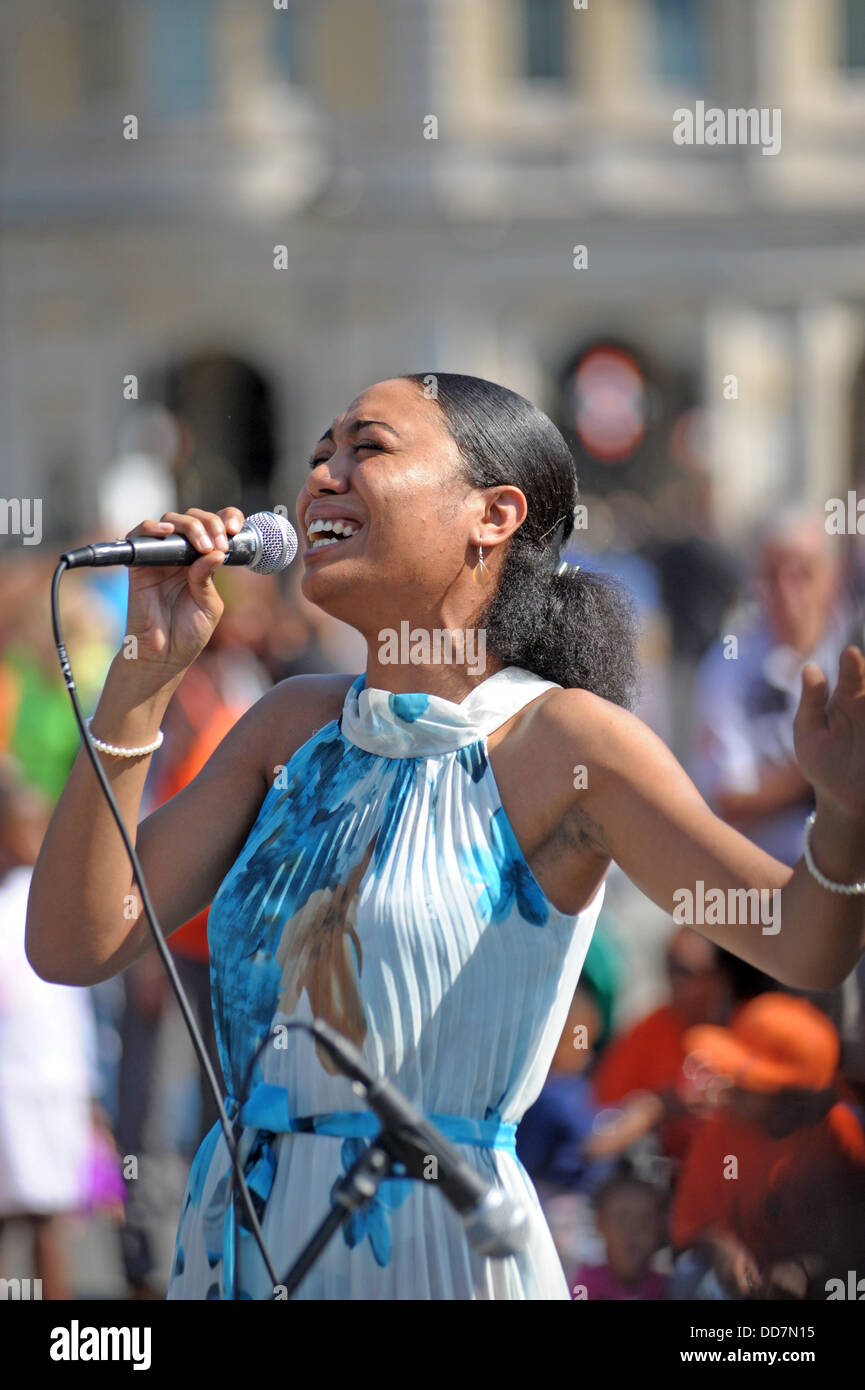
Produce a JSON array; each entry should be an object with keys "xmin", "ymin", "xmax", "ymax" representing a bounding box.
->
[
  {"xmin": 795, "ymin": 662, "xmax": 829, "ymax": 741},
  {"xmin": 125, "ymin": 517, "xmax": 176, "ymax": 540},
  {"xmin": 124, "ymin": 508, "xmax": 247, "ymax": 558},
  {"xmin": 218, "ymin": 507, "xmax": 246, "ymax": 536},
  {"xmin": 161, "ymin": 508, "xmax": 229, "ymax": 554},
  {"xmin": 186, "ymin": 548, "xmax": 228, "ymax": 608},
  {"xmin": 835, "ymin": 645, "xmax": 865, "ymax": 701}
]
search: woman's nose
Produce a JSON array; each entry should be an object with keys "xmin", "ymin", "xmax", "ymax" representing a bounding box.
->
[{"xmin": 309, "ymin": 453, "xmax": 354, "ymax": 491}]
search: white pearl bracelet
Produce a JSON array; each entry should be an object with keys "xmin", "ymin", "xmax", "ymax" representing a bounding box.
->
[
  {"xmin": 803, "ymin": 811, "xmax": 865, "ymax": 895},
  {"xmin": 85, "ymin": 717, "xmax": 164, "ymax": 758}
]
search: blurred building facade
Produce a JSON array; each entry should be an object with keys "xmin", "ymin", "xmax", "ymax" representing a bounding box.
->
[{"xmin": 3, "ymin": 0, "xmax": 865, "ymax": 543}]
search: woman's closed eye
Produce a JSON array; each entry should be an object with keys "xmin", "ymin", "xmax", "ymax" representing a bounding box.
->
[{"xmin": 307, "ymin": 441, "xmax": 389, "ymax": 469}]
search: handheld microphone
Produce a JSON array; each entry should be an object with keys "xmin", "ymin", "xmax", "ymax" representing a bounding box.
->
[
  {"xmin": 61, "ymin": 511, "xmax": 298, "ymax": 576},
  {"xmin": 311, "ymin": 1020, "xmax": 529, "ymax": 1259}
]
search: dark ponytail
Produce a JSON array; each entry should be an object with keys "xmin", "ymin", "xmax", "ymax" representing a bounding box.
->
[{"xmin": 403, "ymin": 373, "xmax": 638, "ymax": 709}]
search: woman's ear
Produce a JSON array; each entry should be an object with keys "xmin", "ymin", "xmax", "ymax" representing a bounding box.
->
[{"xmin": 483, "ymin": 485, "xmax": 528, "ymax": 543}]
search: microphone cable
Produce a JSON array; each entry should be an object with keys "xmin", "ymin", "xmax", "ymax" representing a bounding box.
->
[
  {"xmin": 49, "ymin": 558, "xmax": 280, "ymax": 1296},
  {"xmin": 230, "ymin": 1018, "xmax": 331, "ymax": 1300}
]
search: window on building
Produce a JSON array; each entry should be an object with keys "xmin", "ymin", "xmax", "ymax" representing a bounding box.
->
[
  {"xmin": 147, "ymin": 0, "xmax": 213, "ymax": 117},
  {"xmin": 840, "ymin": 0, "xmax": 865, "ymax": 69},
  {"xmin": 520, "ymin": 0, "xmax": 569, "ymax": 82},
  {"xmin": 650, "ymin": 0, "xmax": 707, "ymax": 87},
  {"xmin": 161, "ymin": 353, "xmax": 278, "ymax": 516}
]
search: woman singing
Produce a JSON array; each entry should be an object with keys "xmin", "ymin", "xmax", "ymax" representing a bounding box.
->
[{"xmin": 26, "ymin": 374, "xmax": 865, "ymax": 1300}]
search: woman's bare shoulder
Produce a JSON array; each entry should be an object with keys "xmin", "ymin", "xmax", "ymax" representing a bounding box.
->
[
  {"xmin": 272, "ymin": 669, "xmax": 358, "ymax": 712},
  {"xmin": 529, "ymin": 684, "xmax": 650, "ymax": 755},
  {"xmin": 524, "ymin": 683, "xmax": 683, "ymax": 787},
  {"xmin": 179, "ymin": 671, "xmax": 358, "ymax": 808},
  {"xmin": 251, "ymin": 671, "xmax": 359, "ymax": 768}
]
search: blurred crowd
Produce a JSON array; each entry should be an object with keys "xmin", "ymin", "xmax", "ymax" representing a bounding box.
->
[{"xmin": 0, "ymin": 477, "xmax": 864, "ymax": 1300}]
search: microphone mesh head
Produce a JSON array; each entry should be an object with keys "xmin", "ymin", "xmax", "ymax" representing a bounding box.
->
[{"xmin": 245, "ymin": 512, "xmax": 298, "ymax": 574}]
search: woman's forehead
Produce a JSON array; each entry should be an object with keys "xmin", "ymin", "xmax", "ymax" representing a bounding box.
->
[
  {"xmin": 341, "ymin": 377, "xmax": 425, "ymax": 422},
  {"xmin": 325, "ymin": 378, "xmax": 446, "ymax": 443}
]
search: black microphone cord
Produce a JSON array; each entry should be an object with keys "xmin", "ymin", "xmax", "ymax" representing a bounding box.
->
[{"xmin": 49, "ymin": 559, "xmax": 280, "ymax": 1296}]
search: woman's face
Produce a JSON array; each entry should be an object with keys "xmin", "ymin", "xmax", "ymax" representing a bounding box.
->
[{"xmin": 295, "ymin": 377, "xmax": 525, "ymax": 635}]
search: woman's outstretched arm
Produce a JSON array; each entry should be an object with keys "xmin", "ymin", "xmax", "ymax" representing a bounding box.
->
[{"xmin": 541, "ymin": 646, "xmax": 865, "ymax": 991}]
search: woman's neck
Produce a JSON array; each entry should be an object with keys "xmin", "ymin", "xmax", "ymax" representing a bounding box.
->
[{"xmin": 362, "ymin": 657, "xmax": 507, "ymax": 702}]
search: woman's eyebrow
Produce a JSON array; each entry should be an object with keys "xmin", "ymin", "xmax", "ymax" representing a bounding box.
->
[{"xmin": 315, "ymin": 419, "xmax": 403, "ymax": 445}]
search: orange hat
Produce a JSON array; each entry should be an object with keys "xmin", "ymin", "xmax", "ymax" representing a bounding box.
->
[{"xmin": 683, "ymin": 993, "xmax": 839, "ymax": 1094}]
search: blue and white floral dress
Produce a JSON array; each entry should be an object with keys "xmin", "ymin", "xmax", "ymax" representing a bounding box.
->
[{"xmin": 167, "ymin": 664, "xmax": 605, "ymax": 1300}]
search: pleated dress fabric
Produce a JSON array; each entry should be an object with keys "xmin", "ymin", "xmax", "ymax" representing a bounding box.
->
[{"xmin": 166, "ymin": 664, "xmax": 605, "ymax": 1300}]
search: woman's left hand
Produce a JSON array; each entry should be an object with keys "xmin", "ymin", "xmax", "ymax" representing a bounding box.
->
[{"xmin": 794, "ymin": 645, "xmax": 865, "ymax": 822}]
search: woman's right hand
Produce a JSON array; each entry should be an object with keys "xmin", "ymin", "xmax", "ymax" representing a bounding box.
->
[{"xmin": 124, "ymin": 507, "xmax": 245, "ymax": 674}]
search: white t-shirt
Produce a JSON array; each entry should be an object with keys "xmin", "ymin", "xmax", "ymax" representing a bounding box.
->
[{"xmin": 0, "ymin": 866, "xmax": 96, "ymax": 1213}]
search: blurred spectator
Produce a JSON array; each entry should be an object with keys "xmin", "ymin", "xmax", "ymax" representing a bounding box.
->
[
  {"xmin": 691, "ymin": 510, "xmax": 862, "ymax": 1033},
  {"xmin": 691, "ymin": 510, "xmax": 850, "ymax": 865},
  {"xmin": 670, "ymin": 994, "xmax": 865, "ymax": 1300},
  {"xmin": 570, "ymin": 1169, "xmax": 669, "ymax": 1301},
  {"xmin": 519, "ymin": 928, "xmax": 661, "ymax": 1194},
  {"xmin": 0, "ymin": 559, "xmax": 116, "ymax": 801},
  {"xmin": 519, "ymin": 929, "xmax": 672, "ymax": 1274},
  {"xmin": 593, "ymin": 928, "xmax": 770, "ymax": 1163},
  {"xmin": 518, "ymin": 930, "xmax": 618, "ymax": 1178},
  {"xmin": 645, "ymin": 472, "xmax": 742, "ymax": 763},
  {"xmin": 517, "ymin": 984, "xmax": 616, "ymax": 1194},
  {"xmin": 0, "ymin": 759, "xmax": 109, "ymax": 1299}
]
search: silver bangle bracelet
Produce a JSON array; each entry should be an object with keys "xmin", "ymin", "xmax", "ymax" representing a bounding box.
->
[
  {"xmin": 85, "ymin": 716, "xmax": 164, "ymax": 759},
  {"xmin": 802, "ymin": 811, "xmax": 865, "ymax": 895}
]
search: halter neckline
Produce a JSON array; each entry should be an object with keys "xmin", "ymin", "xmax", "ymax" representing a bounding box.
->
[{"xmin": 339, "ymin": 664, "xmax": 561, "ymax": 757}]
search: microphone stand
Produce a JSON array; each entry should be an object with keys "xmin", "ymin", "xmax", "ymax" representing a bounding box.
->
[
  {"xmin": 278, "ymin": 1020, "xmax": 527, "ymax": 1296},
  {"xmin": 280, "ymin": 1135, "xmax": 397, "ymax": 1298},
  {"xmin": 280, "ymin": 1110, "xmax": 481, "ymax": 1297}
]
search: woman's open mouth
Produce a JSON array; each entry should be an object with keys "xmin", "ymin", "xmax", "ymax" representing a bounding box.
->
[{"xmin": 303, "ymin": 517, "xmax": 364, "ymax": 558}]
